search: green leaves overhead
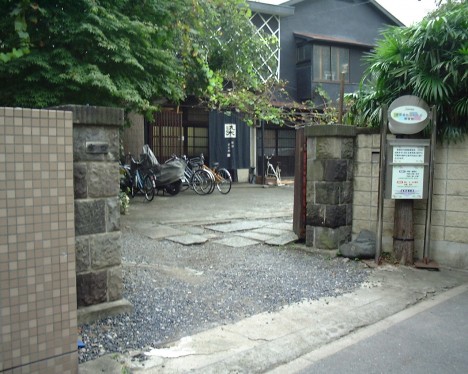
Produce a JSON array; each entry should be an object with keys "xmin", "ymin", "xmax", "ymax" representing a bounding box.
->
[
  {"xmin": 0, "ymin": 0, "xmax": 280, "ymax": 124},
  {"xmin": 346, "ymin": 1, "xmax": 467, "ymax": 142}
]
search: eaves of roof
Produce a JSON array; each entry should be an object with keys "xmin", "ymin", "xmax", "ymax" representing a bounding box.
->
[
  {"xmin": 247, "ymin": 1, "xmax": 295, "ymax": 17},
  {"xmin": 293, "ymin": 32, "xmax": 374, "ymax": 49},
  {"xmin": 281, "ymin": 0, "xmax": 404, "ymax": 27}
]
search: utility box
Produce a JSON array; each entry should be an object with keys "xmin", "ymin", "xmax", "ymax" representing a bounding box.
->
[{"xmin": 385, "ymin": 138, "xmax": 431, "ymax": 199}]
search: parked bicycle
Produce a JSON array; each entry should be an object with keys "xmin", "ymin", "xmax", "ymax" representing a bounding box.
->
[
  {"xmin": 181, "ymin": 155, "xmax": 215, "ymax": 195},
  {"xmin": 197, "ymin": 153, "xmax": 232, "ymax": 194},
  {"xmin": 265, "ymin": 154, "xmax": 282, "ymax": 185},
  {"xmin": 119, "ymin": 156, "xmax": 155, "ymax": 202}
]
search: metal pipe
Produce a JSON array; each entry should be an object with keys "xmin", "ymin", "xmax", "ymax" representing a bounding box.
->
[
  {"xmin": 261, "ymin": 120, "xmax": 265, "ymax": 185},
  {"xmin": 423, "ymin": 107, "xmax": 437, "ymax": 261},
  {"xmin": 375, "ymin": 105, "xmax": 388, "ymax": 264}
]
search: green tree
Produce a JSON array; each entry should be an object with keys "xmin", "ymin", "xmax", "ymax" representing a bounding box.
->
[
  {"xmin": 0, "ymin": 0, "xmax": 281, "ymax": 124},
  {"xmin": 0, "ymin": 0, "xmax": 32, "ymax": 63},
  {"xmin": 176, "ymin": 0, "xmax": 283, "ymax": 125},
  {"xmin": 346, "ymin": 1, "xmax": 468, "ymax": 142}
]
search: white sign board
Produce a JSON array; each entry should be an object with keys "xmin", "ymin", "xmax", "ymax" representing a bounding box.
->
[
  {"xmin": 224, "ymin": 123, "xmax": 236, "ymax": 138},
  {"xmin": 393, "ymin": 146, "xmax": 425, "ymax": 164},
  {"xmin": 391, "ymin": 165, "xmax": 424, "ymax": 199}
]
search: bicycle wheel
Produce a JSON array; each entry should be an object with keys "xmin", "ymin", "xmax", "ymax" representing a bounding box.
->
[
  {"xmin": 204, "ymin": 168, "xmax": 216, "ymax": 194},
  {"xmin": 216, "ymin": 168, "xmax": 232, "ymax": 194},
  {"xmin": 191, "ymin": 169, "xmax": 213, "ymax": 195},
  {"xmin": 143, "ymin": 175, "xmax": 155, "ymax": 201}
]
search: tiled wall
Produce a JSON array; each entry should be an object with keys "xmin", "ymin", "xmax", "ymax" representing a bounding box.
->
[{"xmin": 0, "ymin": 108, "xmax": 78, "ymax": 373}]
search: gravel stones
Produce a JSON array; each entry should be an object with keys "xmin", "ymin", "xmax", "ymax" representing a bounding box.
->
[{"xmin": 78, "ymin": 226, "xmax": 371, "ymax": 363}]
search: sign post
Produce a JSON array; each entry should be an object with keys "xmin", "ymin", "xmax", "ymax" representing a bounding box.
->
[{"xmin": 375, "ymin": 96, "xmax": 437, "ymax": 268}]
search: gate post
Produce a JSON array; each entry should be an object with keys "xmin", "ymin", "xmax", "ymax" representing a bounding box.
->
[
  {"xmin": 55, "ymin": 105, "xmax": 132, "ymax": 323},
  {"xmin": 304, "ymin": 125, "xmax": 356, "ymax": 250},
  {"xmin": 293, "ymin": 128, "xmax": 306, "ymax": 239}
]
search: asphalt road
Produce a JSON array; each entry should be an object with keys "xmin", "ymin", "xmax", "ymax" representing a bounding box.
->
[{"xmin": 297, "ymin": 288, "xmax": 468, "ymax": 374}]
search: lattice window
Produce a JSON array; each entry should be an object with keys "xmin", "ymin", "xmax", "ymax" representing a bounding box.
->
[{"xmin": 250, "ymin": 12, "xmax": 280, "ymax": 82}]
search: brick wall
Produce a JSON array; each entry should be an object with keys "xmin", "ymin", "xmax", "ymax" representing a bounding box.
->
[{"xmin": 0, "ymin": 107, "xmax": 78, "ymax": 373}]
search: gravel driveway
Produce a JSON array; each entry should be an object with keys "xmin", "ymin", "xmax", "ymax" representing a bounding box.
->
[{"xmin": 78, "ymin": 224, "xmax": 371, "ymax": 363}]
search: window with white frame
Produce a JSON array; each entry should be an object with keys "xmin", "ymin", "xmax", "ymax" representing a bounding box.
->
[{"xmin": 313, "ymin": 45, "xmax": 349, "ymax": 82}]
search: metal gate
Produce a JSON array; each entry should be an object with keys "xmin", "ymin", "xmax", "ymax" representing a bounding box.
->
[{"xmin": 150, "ymin": 110, "xmax": 183, "ymax": 162}]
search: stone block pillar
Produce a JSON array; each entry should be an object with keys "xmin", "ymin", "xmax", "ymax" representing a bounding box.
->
[
  {"xmin": 55, "ymin": 105, "xmax": 132, "ymax": 323},
  {"xmin": 305, "ymin": 125, "xmax": 356, "ymax": 250}
]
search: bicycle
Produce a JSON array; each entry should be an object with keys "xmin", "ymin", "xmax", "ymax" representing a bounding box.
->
[
  {"xmin": 265, "ymin": 155, "xmax": 282, "ymax": 185},
  {"xmin": 120, "ymin": 156, "xmax": 155, "ymax": 201},
  {"xmin": 198, "ymin": 153, "xmax": 232, "ymax": 194},
  {"xmin": 181, "ymin": 155, "xmax": 215, "ymax": 195}
]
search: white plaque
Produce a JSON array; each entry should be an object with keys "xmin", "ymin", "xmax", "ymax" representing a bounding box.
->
[
  {"xmin": 224, "ymin": 123, "xmax": 236, "ymax": 138},
  {"xmin": 393, "ymin": 146, "xmax": 425, "ymax": 164},
  {"xmin": 391, "ymin": 165, "xmax": 424, "ymax": 199}
]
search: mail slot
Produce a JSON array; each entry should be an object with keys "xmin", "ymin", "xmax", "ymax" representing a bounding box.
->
[{"xmin": 86, "ymin": 141, "xmax": 109, "ymax": 154}]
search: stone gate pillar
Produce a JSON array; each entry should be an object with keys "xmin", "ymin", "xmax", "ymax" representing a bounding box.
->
[
  {"xmin": 55, "ymin": 105, "xmax": 132, "ymax": 323},
  {"xmin": 305, "ymin": 125, "xmax": 356, "ymax": 250}
]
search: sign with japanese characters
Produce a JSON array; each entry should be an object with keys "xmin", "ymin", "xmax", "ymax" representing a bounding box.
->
[
  {"xmin": 393, "ymin": 146, "xmax": 425, "ymax": 164},
  {"xmin": 224, "ymin": 123, "xmax": 236, "ymax": 138},
  {"xmin": 391, "ymin": 165, "xmax": 424, "ymax": 199},
  {"xmin": 385, "ymin": 139, "xmax": 430, "ymax": 200},
  {"xmin": 388, "ymin": 95, "xmax": 430, "ymax": 135}
]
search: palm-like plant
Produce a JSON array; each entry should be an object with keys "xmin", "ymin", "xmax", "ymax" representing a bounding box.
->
[{"xmin": 346, "ymin": 1, "xmax": 467, "ymax": 142}]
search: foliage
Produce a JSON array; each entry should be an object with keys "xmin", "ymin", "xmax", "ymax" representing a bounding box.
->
[
  {"xmin": 0, "ymin": 0, "xmax": 282, "ymax": 125},
  {"xmin": 277, "ymin": 85, "xmax": 342, "ymax": 128},
  {"xmin": 179, "ymin": 0, "xmax": 282, "ymax": 126},
  {"xmin": 345, "ymin": 1, "xmax": 468, "ymax": 142},
  {"xmin": 0, "ymin": 0, "xmax": 33, "ymax": 62},
  {"xmin": 119, "ymin": 191, "xmax": 130, "ymax": 215},
  {"xmin": 0, "ymin": 0, "xmax": 186, "ymax": 114}
]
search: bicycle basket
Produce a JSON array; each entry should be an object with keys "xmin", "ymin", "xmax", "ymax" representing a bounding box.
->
[
  {"xmin": 139, "ymin": 153, "xmax": 154, "ymax": 171},
  {"xmin": 188, "ymin": 157, "xmax": 203, "ymax": 169}
]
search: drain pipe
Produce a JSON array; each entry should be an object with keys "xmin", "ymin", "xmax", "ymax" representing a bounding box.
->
[{"xmin": 261, "ymin": 120, "xmax": 265, "ymax": 185}]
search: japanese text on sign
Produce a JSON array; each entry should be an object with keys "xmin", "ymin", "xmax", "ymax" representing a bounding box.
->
[
  {"xmin": 225, "ymin": 123, "xmax": 236, "ymax": 138},
  {"xmin": 391, "ymin": 165, "xmax": 424, "ymax": 199},
  {"xmin": 393, "ymin": 146, "xmax": 425, "ymax": 164}
]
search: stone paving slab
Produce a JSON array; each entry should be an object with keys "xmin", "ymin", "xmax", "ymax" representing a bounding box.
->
[
  {"xmin": 265, "ymin": 232, "xmax": 299, "ymax": 246},
  {"xmin": 206, "ymin": 220, "xmax": 270, "ymax": 233},
  {"xmin": 167, "ymin": 235, "xmax": 209, "ymax": 245},
  {"xmin": 212, "ymin": 237, "xmax": 260, "ymax": 248},
  {"xmin": 252, "ymin": 227, "xmax": 291, "ymax": 236},
  {"xmin": 238, "ymin": 232, "xmax": 274, "ymax": 242},
  {"xmin": 134, "ymin": 223, "xmax": 186, "ymax": 240},
  {"xmin": 266, "ymin": 222, "xmax": 294, "ymax": 231},
  {"xmin": 174, "ymin": 226, "xmax": 206, "ymax": 235}
]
